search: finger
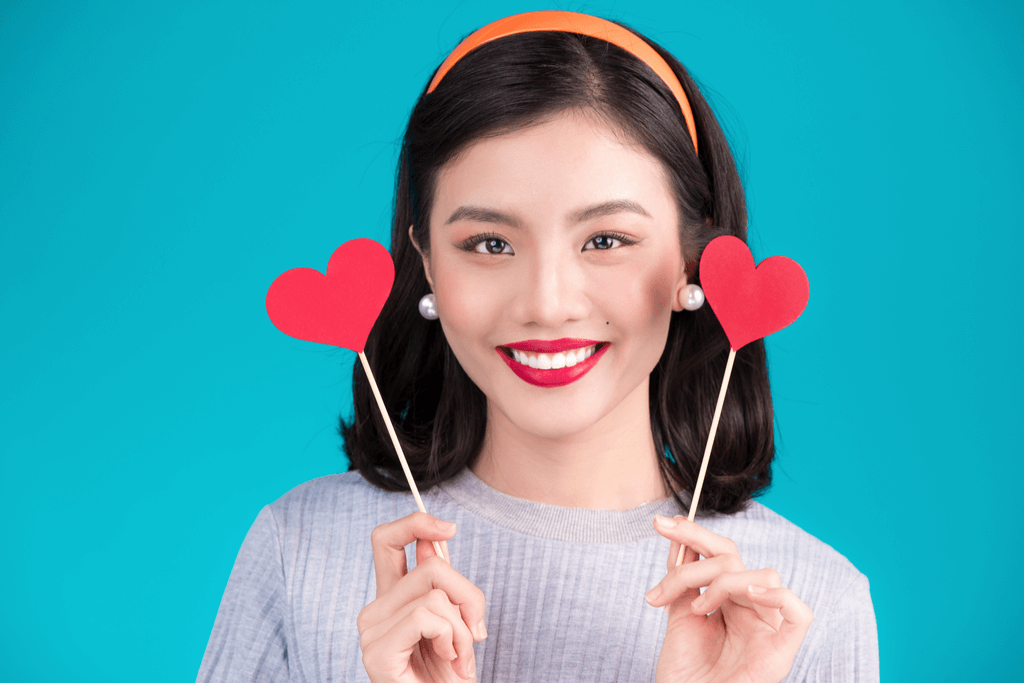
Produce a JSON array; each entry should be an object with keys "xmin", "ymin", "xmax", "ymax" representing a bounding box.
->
[
  {"xmin": 653, "ymin": 515, "xmax": 739, "ymax": 559},
  {"xmin": 692, "ymin": 568, "xmax": 784, "ymax": 628},
  {"xmin": 748, "ymin": 586, "xmax": 814, "ymax": 653},
  {"xmin": 360, "ymin": 555, "xmax": 487, "ymax": 641},
  {"xmin": 370, "ymin": 512, "xmax": 457, "ymax": 597},
  {"xmin": 417, "ymin": 535, "xmax": 452, "ymax": 566},
  {"xmin": 662, "ymin": 537, "xmax": 697, "ymax": 614},
  {"xmin": 671, "ymin": 542, "xmax": 700, "ymax": 569},
  {"xmin": 363, "ymin": 604, "xmax": 467, "ymax": 678},
  {"xmin": 646, "ymin": 553, "xmax": 745, "ymax": 607},
  {"xmin": 361, "ymin": 587, "xmax": 478, "ymax": 680},
  {"xmin": 694, "ymin": 567, "xmax": 781, "ymax": 612},
  {"xmin": 666, "ymin": 536, "xmax": 680, "ymax": 573},
  {"xmin": 665, "ymin": 536, "xmax": 698, "ymax": 572}
]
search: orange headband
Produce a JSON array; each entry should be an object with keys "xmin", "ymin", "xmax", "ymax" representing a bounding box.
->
[{"xmin": 427, "ymin": 10, "xmax": 699, "ymax": 155}]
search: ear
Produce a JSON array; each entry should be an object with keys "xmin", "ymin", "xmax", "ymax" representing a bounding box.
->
[
  {"xmin": 408, "ymin": 224, "xmax": 435, "ymax": 290},
  {"xmin": 670, "ymin": 259, "xmax": 690, "ymax": 312}
]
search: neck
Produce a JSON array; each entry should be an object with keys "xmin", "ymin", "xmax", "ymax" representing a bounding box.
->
[{"xmin": 470, "ymin": 377, "xmax": 672, "ymax": 510}]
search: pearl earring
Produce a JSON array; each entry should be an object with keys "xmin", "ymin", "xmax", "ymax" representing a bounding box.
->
[
  {"xmin": 418, "ymin": 293, "xmax": 439, "ymax": 320},
  {"xmin": 681, "ymin": 284, "xmax": 705, "ymax": 311}
]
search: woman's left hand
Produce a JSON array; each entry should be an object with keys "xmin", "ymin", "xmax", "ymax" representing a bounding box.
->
[{"xmin": 646, "ymin": 515, "xmax": 814, "ymax": 683}]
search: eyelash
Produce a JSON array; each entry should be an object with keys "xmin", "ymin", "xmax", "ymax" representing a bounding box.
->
[
  {"xmin": 460, "ymin": 232, "xmax": 513, "ymax": 255},
  {"xmin": 459, "ymin": 231, "xmax": 638, "ymax": 254},
  {"xmin": 583, "ymin": 232, "xmax": 637, "ymax": 251}
]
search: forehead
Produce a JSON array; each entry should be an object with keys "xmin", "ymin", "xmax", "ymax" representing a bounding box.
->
[{"xmin": 431, "ymin": 110, "xmax": 676, "ymax": 223}]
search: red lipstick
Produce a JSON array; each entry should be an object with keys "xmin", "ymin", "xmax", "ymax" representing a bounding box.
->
[
  {"xmin": 496, "ymin": 339, "xmax": 610, "ymax": 388},
  {"xmin": 504, "ymin": 338, "xmax": 600, "ymax": 353}
]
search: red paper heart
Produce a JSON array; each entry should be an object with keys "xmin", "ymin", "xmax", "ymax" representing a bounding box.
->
[
  {"xmin": 265, "ymin": 238, "xmax": 395, "ymax": 352},
  {"xmin": 699, "ymin": 235, "xmax": 809, "ymax": 351}
]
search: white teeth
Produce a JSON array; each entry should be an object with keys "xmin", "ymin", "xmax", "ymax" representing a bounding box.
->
[{"xmin": 507, "ymin": 344, "xmax": 600, "ymax": 369}]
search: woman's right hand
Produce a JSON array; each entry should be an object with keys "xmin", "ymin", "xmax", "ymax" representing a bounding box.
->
[{"xmin": 358, "ymin": 511, "xmax": 488, "ymax": 682}]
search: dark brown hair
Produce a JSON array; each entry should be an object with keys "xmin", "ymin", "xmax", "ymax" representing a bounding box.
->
[{"xmin": 341, "ymin": 22, "xmax": 774, "ymax": 515}]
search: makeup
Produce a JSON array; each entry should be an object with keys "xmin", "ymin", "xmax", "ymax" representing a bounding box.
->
[{"xmin": 496, "ymin": 338, "xmax": 610, "ymax": 387}]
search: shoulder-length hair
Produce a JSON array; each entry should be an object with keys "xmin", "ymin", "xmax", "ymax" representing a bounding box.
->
[{"xmin": 341, "ymin": 22, "xmax": 774, "ymax": 515}]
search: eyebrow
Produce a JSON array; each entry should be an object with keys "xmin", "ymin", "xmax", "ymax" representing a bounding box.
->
[
  {"xmin": 444, "ymin": 199, "xmax": 651, "ymax": 228},
  {"xmin": 445, "ymin": 206, "xmax": 525, "ymax": 229},
  {"xmin": 571, "ymin": 199, "xmax": 651, "ymax": 223}
]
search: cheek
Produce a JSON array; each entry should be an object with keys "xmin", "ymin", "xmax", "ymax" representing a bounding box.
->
[
  {"xmin": 641, "ymin": 267, "xmax": 676, "ymax": 316},
  {"xmin": 431, "ymin": 259, "xmax": 508, "ymax": 351},
  {"xmin": 598, "ymin": 258, "xmax": 677, "ymax": 331}
]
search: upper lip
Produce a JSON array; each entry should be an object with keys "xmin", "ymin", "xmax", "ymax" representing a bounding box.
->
[{"xmin": 501, "ymin": 338, "xmax": 604, "ymax": 353}]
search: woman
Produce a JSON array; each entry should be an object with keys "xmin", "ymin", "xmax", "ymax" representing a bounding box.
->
[{"xmin": 198, "ymin": 11, "xmax": 878, "ymax": 683}]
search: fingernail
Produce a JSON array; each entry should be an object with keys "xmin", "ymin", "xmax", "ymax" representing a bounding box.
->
[
  {"xmin": 645, "ymin": 585, "xmax": 663, "ymax": 604},
  {"xmin": 437, "ymin": 520, "xmax": 456, "ymax": 533},
  {"xmin": 748, "ymin": 584, "xmax": 767, "ymax": 594},
  {"xmin": 654, "ymin": 515, "xmax": 677, "ymax": 528},
  {"xmin": 473, "ymin": 621, "xmax": 488, "ymax": 640}
]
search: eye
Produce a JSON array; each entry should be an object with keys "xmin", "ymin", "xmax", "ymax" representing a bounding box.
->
[
  {"xmin": 465, "ymin": 235, "xmax": 514, "ymax": 255},
  {"xmin": 583, "ymin": 232, "xmax": 635, "ymax": 251}
]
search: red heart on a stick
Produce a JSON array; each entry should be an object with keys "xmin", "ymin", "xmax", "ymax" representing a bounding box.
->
[
  {"xmin": 699, "ymin": 235, "xmax": 809, "ymax": 351},
  {"xmin": 265, "ymin": 238, "xmax": 395, "ymax": 353}
]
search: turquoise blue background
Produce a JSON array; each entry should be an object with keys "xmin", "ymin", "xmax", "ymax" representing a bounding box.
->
[{"xmin": 2, "ymin": 0, "xmax": 1020, "ymax": 680}]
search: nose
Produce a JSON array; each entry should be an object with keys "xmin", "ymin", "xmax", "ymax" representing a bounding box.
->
[{"xmin": 510, "ymin": 248, "xmax": 591, "ymax": 329}]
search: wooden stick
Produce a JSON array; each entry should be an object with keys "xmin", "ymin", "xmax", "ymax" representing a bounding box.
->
[
  {"xmin": 674, "ymin": 347, "xmax": 737, "ymax": 568},
  {"xmin": 358, "ymin": 351, "xmax": 448, "ymax": 564}
]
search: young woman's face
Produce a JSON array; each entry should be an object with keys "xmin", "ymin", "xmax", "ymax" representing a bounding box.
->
[{"xmin": 419, "ymin": 110, "xmax": 689, "ymax": 441}]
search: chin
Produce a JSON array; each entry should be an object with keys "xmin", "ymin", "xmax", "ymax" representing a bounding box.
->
[
  {"xmin": 469, "ymin": 350, "xmax": 652, "ymax": 441},
  {"xmin": 507, "ymin": 414, "xmax": 603, "ymax": 441},
  {"xmin": 489, "ymin": 389, "xmax": 617, "ymax": 441}
]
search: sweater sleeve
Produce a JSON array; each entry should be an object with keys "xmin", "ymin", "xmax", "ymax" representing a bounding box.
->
[
  {"xmin": 806, "ymin": 572, "xmax": 880, "ymax": 682},
  {"xmin": 197, "ymin": 505, "xmax": 290, "ymax": 683}
]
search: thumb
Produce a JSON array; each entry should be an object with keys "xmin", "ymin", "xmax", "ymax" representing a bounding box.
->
[
  {"xmin": 666, "ymin": 546, "xmax": 702, "ymax": 614},
  {"xmin": 416, "ymin": 528, "xmax": 454, "ymax": 565}
]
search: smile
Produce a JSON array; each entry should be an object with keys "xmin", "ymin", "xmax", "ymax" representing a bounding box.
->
[
  {"xmin": 509, "ymin": 344, "xmax": 598, "ymax": 369},
  {"xmin": 495, "ymin": 338, "xmax": 610, "ymax": 388}
]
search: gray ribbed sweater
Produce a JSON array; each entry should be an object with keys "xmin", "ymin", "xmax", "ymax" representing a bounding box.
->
[{"xmin": 197, "ymin": 466, "xmax": 878, "ymax": 682}]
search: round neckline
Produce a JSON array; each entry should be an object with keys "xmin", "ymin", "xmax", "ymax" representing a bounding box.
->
[{"xmin": 436, "ymin": 465, "xmax": 691, "ymax": 544}]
